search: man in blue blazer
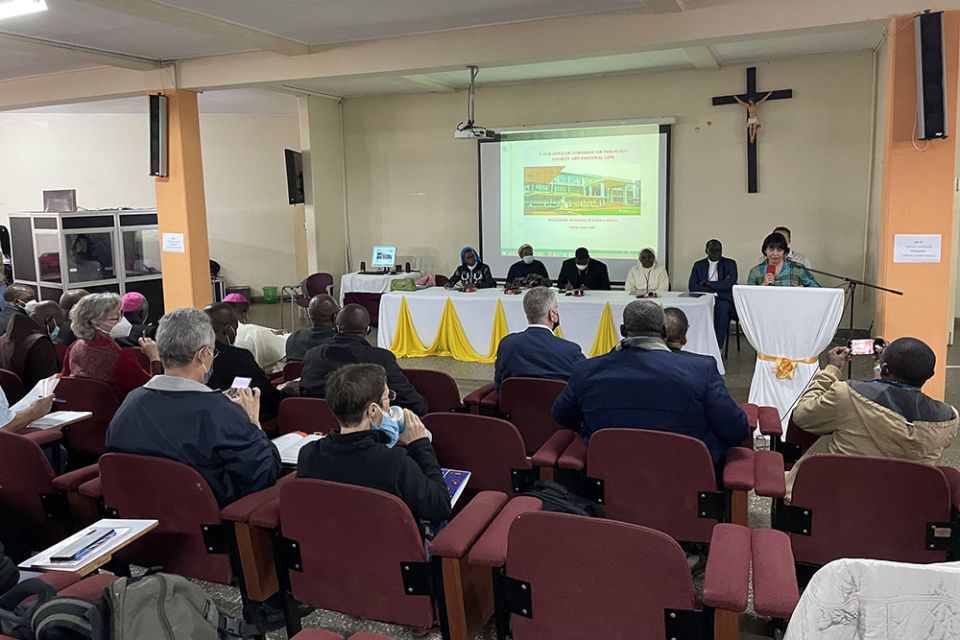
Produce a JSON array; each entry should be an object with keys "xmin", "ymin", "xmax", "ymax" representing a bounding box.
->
[
  {"xmin": 494, "ymin": 287, "xmax": 585, "ymax": 390},
  {"xmin": 688, "ymin": 239, "xmax": 738, "ymax": 349},
  {"xmin": 552, "ymin": 300, "xmax": 748, "ymax": 467}
]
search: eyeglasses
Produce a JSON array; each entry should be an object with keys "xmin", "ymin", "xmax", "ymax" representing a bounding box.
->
[{"xmin": 384, "ymin": 389, "xmax": 397, "ymax": 403}]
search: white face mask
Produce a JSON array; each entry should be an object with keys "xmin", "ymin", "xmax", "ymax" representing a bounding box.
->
[
  {"xmin": 109, "ymin": 316, "xmax": 133, "ymax": 339},
  {"xmin": 576, "ymin": 263, "xmax": 588, "ymax": 272}
]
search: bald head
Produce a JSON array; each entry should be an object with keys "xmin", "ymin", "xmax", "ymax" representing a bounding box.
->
[
  {"xmin": 30, "ymin": 301, "xmax": 64, "ymax": 334},
  {"xmin": 880, "ymin": 337, "xmax": 937, "ymax": 388},
  {"xmin": 308, "ymin": 294, "xmax": 340, "ymax": 328},
  {"xmin": 663, "ymin": 307, "xmax": 689, "ymax": 348},
  {"xmin": 59, "ymin": 289, "xmax": 89, "ymax": 312},
  {"xmin": 335, "ymin": 304, "xmax": 371, "ymax": 335},
  {"xmin": 204, "ymin": 303, "xmax": 239, "ymax": 345},
  {"xmin": 4, "ymin": 284, "xmax": 36, "ymax": 308}
]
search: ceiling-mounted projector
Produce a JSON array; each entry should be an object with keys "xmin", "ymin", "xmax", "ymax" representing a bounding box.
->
[{"xmin": 454, "ymin": 65, "xmax": 496, "ymax": 141}]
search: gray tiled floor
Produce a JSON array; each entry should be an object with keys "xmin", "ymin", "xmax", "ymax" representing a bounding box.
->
[{"xmin": 235, "ymin": 303, "xmax": 960, "ymax": 639}]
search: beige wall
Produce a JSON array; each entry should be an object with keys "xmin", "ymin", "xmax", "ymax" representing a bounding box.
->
[
  {"xmin": 0, "ymin": 112, "xmax": 300, "ymax": 296},
  {"xmin": 343, "ymin": 51, "xmax": 875, "ymax": 294}
]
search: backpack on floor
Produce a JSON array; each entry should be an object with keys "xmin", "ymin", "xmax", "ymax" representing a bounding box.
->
[
  {"xmin": 0, "ymin": 577, "xmax": 57, "ymax": 640},
  {"xmin": 518, "ymin": 480, "xmax": 604, "ymax": 517}
]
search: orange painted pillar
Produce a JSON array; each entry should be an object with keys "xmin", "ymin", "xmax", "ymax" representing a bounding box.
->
[
  {"xmin": 877, "ymin": 13, "xmax": 959, "ymax": 399},
  {"xmin": 153, "ymin": 89, "xmax": 212, "ymax": 310}
]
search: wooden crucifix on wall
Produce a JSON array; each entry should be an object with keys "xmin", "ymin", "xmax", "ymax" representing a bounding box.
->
[{"xmin": 712, "ymin": 67, "xmax": 793, "ymax": 193}]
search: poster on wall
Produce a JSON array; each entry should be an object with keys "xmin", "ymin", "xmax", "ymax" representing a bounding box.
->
[{"xmin": 893, "ymin": 234, "xmax": 941, "ymax": 263}]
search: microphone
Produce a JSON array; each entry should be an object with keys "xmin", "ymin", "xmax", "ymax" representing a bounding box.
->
[{"xmin": 765, "ymin": 262, "xmax": 776, "ymax": 285}]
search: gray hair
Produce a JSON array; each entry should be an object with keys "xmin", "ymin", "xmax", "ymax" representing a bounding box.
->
[
  {"xmin": 70, "ymin": 293, "xmax": 121, "ymax": 340},
  {"xmin": 622, "ymin": 300, "xmax": 664, "ymax": 335},
  {"xmin": 156, "ymin": 308, "xmax": 216, "ymax": 369},
  {"xmin": 522, "ymin": 286, "xmax": 555, "ymax": 324}
]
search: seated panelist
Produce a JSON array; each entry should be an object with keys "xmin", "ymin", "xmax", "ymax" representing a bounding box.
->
[
  {"xmin": 505, "ymin": 243, "xmax": 549, "ymax": 288},
  {"xmin": 446, "ymin": 247, "xmax": 495, "ymax": 289},
  {"xmin": 556, "ymin": 247, "xmax": 610, "ymax": 291}
]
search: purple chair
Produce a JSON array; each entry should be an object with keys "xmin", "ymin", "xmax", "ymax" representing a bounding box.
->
[{"xmin": 284, "ymin": 272, "xmax": 335, "ymax": 329}]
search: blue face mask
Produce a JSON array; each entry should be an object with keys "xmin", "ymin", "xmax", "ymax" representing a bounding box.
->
[
  {"xmin": 522, "ymin": 255, "xmax": 534, "ymax": 264},
  {"xmin": 372, "ymin": 404, "xmax": 401, "ymax": 448}
]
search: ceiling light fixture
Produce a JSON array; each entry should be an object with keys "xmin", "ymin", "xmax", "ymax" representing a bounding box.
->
[{"xmin": 0, "ymin": 0, "xmax": 47, "ymax": 21}]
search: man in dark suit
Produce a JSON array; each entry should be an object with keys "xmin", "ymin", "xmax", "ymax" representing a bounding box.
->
[
  {"xmin": 494, "ymin": 287, "xmax": 584, "ymax": 389},
  {"xmin": 0, "ymin": 285, "xmax": 35, "ymax": 338},
  {"xmin": 688, "ymin": 239, "xmax": 738, "ymax": 349},
  {"xmin": 56, "ymin": 289, "xmax": 88, "ymax": 346},
  {"xmin": 552, "ymin": 300, "xmax": 748, "ymax": 466},
  {"xmin": 204, "ymin": 303, "xmax": 288, "ymax": 422},
  {"xmin": 285, "ymin": 294, "xmax": 339, "ymax": 361},
  {"xmin": 556, "ymin": 247, "xmax": 611, "ymax": 291},
  {"xmin": 300, "ymin": 304, "xmax": 428, "ymax": 415}
]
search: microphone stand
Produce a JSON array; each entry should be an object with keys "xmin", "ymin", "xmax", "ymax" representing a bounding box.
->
[{"xmin": 792, "ymin": 261, "xmax": 904, "ymax": 378}]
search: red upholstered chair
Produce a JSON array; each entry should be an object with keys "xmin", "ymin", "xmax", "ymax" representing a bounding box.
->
[
  {"xmin": 53, "ymin": 342, "xmax": 68, "ymax": 368},
  {"xmin": 277, "ymin": 397, "xmax": 340, "ymax": 436},
  {"xmin": 462, "ymin": 382, "xmax": 497, "ymax": 415},
  {"xmin": 498, "ymin": 378, "xmax": 568, "ymax": 455},
  {"xmin": 424, "ymin": 413, "xmax": 536, "ymax": 495},
  {"xmin": 776, "ymin": 415, "xmax": 820, "ymax": 466},
  {"xmin": 482, "ymin": 512, "xmax": 751, "ymax": 640},
  {"xmin": 257, "ymin": 479, "xmax": 518, "ymax": 640},
  {"xmin": 55, "ymin": 377, "xmax": 123, "ymax": 457},
  {"xmin": 0, "ymin": 368, "xmax": 25, "ymax": 403},
  {"xmin": 0, "ymin": 431, "xmax": 99, "ymax": 550},
  {"xmin": 434, "ymin": 275, "xmax": 449, "ymax": 287},
  {"xmin": 404, "ymin": 369, "xmax": 464, "ymax": 412},
  {"xmin": 282, "ymin": 361, "xmax": 303, "ymax": 382},
  {"xmin": 771, "ymin": 455, "xmax": 957, "ymax": 567}
]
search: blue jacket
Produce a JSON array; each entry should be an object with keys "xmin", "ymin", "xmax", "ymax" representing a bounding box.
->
[
  {"xmin": 552, "ymin": 340, "xmax": 748, "ymax": 464},
  {"xmin": 688, "ymin": 256, "xmax": 738, "ymax": 303},
  {"xmin": 494, "ymin": 326, "xmax": 585, "ymax": 389}
]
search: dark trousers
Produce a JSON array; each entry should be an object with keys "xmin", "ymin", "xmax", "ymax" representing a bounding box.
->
[{"xmin": 714, "ymin": 298, "xmax": 734, "ymax": 350}]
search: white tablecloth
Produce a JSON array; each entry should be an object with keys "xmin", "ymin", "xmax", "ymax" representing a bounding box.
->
[
  {"xmin": 339, "ymin": 271, "xmax": 422, "ymax": 304},
  {"xmin": 733, "ymin": 285, "xmax": 845, "ymax": 425},
  {"xmin": 378, "ymin": 288, "xmax": 724, "ymax": 373}
]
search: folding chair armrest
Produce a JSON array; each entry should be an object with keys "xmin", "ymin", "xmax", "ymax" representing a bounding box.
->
[
  {"xmin": 22, "ymin": 428, "xmax": 63, "ymax": 448},
  {"xmin": 51, "ymin": 463, "xmax": 99, "ymax": 492},
  {"xmin": 702, "ymin": 523, "xmax": 750, "ymax": 613},
  {"xmin": 248, "ymin": 497, "xmax": 281, "ymax": 530},
  {"xmin": 751, "ymin": 528, "xmax": 800, "ymax": 619},
  {"xmin": 479, "ymin": 390, "xmax": 500, "ymax": 410},
  {"xmin": 754, "ymin": 451, "xmax": 786, "ymax": 498},
  {"xmin": 463, "ymin": 383, "xmax": 495, "ymax": 411},
  {"xmin": 429, "ymin": 491, "xmax": 508, "ymax": 559},
  {"xmin": 722, "ymin": 447, "xmax": 755, "ymax": 491},
  {"xmin": 758, "ymin": 406, "xmax": 783, "ymax": 438},
  {"xmin": 531, "ymin": 429, "xmax": 577, "ymax": 467},
  {"xmin": 739, "ymin": 403, "xmax": 758, "ymax": 429},
  {"xmin": 557, "ymin": 436, "xmax": 587, "ymax": 471},
  {"xmin": 467, "ymin": 497, "xmax": 543, "ymax": 568},
  {"xmin": 78, "ymin": 476, "xmax": 102, "ymax": 500},
  {"xmin": 225, "ymin": 475, "xmax": 295, "ymax": 524}
]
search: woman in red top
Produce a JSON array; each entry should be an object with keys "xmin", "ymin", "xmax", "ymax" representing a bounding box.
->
[{"xmin": 62, "ymin": 293, "xmax": 161, "ymax": 397}]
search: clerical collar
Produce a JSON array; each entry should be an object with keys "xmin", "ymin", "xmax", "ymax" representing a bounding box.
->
[
  {"xmin": 617, "ymin": 335, "xmax": 671, "ymax": 352},
  {"xmin": 708, "ymin": 259, "xmax": 719, "ymax": 265}
]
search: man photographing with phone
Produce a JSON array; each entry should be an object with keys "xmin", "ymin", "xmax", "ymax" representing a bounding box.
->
[{"xmin": 784, "ymin": 337, "xmax": 959, "ymax": 499}]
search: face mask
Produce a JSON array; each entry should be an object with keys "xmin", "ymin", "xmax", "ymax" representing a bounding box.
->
[
  {"xmin": 200, "ymin": 347, "xmax": 214, "ymax": 384},
  {"xmin": 49, "ymin": 325, "xmax": 60, "ymax": 341},
  {"xmin": 552, "ymin": 310, "xmax": 560, "ymax": 330},
  {"xmin": 576, "ymin": 263, "xmax": 588, "ymax": 272},
  {"xmin": 109, "ymin": 316, "xmax": 133, "ymax": 339},
  {"xmin": 522, "ymin": 255, "xmax": 534, "ymax": 265},
  {"xmin": 873, "ymin": 363, "xmax": 882, "ymax": 378},
  {"xmin": 372, "ymin": 403, "xmax": 402, "ymax": 448}
]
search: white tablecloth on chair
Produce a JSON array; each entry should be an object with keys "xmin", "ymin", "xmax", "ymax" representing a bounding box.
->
[
  {"xmin": 378, "ymin": 288, "xmax": 724, "ymax": 373},
  {"xmin": 339, "ymin": 271, "xmax": 422, "ymax": 305},
  {"xmin": 733, "ymin": 285, "xmax": 845, "ymax": 425}
]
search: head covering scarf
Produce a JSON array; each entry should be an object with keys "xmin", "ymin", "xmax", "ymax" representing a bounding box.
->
[
  {"xmin": 517, "ymin": 243, "xmax": 532, "ymax": 256},
  {"xmin": 460, "ymin": 246, "xmax": 478, "ymax": 265},
  {"xmin": 638, "ymin": 247, "xmax": 657, "ymax": 265}
]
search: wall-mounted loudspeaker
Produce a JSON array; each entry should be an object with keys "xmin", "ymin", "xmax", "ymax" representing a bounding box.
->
[
  {"xmin": 149, "ymin": 94, "xmax": 169, "ymax": 176},
  {"xmin": 915, "ymin": 10, "xmax": 948, "ymax": 140}
]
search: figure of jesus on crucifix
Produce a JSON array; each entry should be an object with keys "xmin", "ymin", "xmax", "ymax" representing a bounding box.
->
[{"xmin": 734, "ymin": 91, "xmax": 771, "ymax": 144}]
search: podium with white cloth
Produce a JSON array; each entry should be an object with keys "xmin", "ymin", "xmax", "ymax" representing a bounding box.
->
[
  {"xmin": 378, "ymin": 288, "xmax": 724, "ymax": 372},
  {"xmin": 733, "ymin": 285, "xmax": 845, "ymax": 425}
]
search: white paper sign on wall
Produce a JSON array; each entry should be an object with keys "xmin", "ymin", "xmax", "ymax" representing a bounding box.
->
[
  {"xmin": 162, "ymin": 232, "xmax": 185, "ymax": 254},
  {"xmin": 893, "ymin": 234, "xmax": 941, "ymax": 263}
]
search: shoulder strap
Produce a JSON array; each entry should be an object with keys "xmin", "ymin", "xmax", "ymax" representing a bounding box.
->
[
  {"xmin": 32, "ymin": 596, "xmax": 104, "ymax": 640},
  {"xmin": 0, "ymin": 578, "xmax": 56, "ymax": 611}
]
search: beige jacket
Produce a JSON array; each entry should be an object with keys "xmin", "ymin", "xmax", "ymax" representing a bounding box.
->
[{"xmin": 785, "ymin": 365, "xmax": 959, "ymax": 499}]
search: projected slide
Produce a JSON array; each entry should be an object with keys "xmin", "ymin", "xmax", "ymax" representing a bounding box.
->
[{"xmin": 481, "ymin": 123, "xmax": 669, "ymax": 282}]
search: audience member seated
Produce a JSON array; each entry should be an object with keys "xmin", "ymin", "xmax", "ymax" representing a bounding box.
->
[
  {"xmin": 223, "ymin": 293, "xmax": 287, "ymax": 375},
  {"xmin": 285, "ymin": 294, "xmax": 339, "ymax": 362},
  {"xmin": 300, "ymin": 304, "xmax": 428, "ymax": 415},
  {"xmin": 785, "ymin": 338, "xmax": 959, "ymax": 498},
  {"xmin": 204, "ymin": 303, "xmax": 288, "ymax": 422},
  {"xmin": 62, "ymin": 293, "xmax": 161, "ymax": 397},
  {"xmin": 625, "ymin": 248, "xmax": 670, "ymax": 295},
  {"xmin": 773, "ymin": 225, "xmax": 811, "ymax": 269},
  {"xmin": 56, "ymin": 289, "xmax": 89, "ymax": 346},
  {"xmin": 688, "ymin": 239, "xmax": 738, "ymax": 349},
  {"xmin": 297, "ymin": 363, "xmax": 451, "ymax": 526},
  {"xmin": 0, "ymin": 302, "xmax": 61, "ymax": 388},
  {"xmin": 0, "ymin": 285, "xmax": 36, "ymax": 338},
  {"xmin": 556, "ymin": 247, "xmax": 611, "ymax": 291},
  {"xmin": 505, "ymin": 243, "xmax": 550, "ymax": 288},
  {"xmin": 106, "ymin": 308, "xmax": 280, "ymax": 506},
  {"xmin": 552, "ymin": 300, "xmax": 749, "ymax": 467},
  {"xmin": 663, "ymin": 307, "xmax": 688, "ymax": 353},
  {"xmin": 445, "ymin": 246, "xmax": 495, "ymax": 289},
  {"xmin": 748, "ymin": 232, "xmax": 820, "ymax": 287},
  {"xmin": 0, "ymin": 386, "xmax": 54, "ymax": 433},
  {"xmin": 494, "ymin": 286, "xmax": 584, "ymax": 390},
  {"xmin": 113, "ymin": 292, "xmax": 157, "ymax": 348}
]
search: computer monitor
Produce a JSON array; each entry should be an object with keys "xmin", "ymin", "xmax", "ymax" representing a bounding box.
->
[{"xmin": 371, "ymin": 246, "xmax": 397, "ymax": 268}]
